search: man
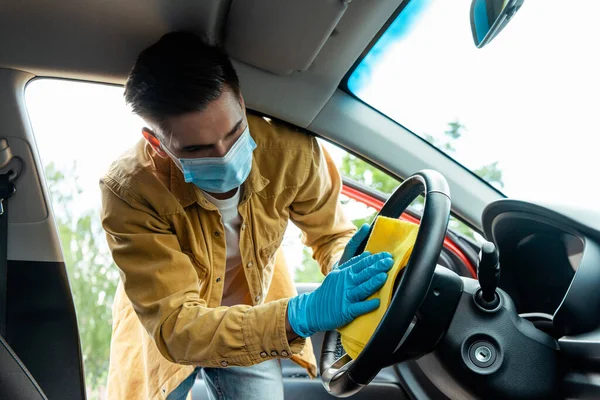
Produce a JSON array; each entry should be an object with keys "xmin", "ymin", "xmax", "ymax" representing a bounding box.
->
[{"xmin": 100, "ymin": 31, "xmax": 393, "ymax": 400}]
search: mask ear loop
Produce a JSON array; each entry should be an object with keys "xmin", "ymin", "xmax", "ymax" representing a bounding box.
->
[{"xmin": 159, "ymin": 137, "xmax": 185, "ymax": 171}]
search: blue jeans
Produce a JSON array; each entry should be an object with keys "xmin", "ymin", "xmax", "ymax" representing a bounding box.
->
[{"xmin": 167, "ymin": 359, "xmax": 283, "ymax": 400}]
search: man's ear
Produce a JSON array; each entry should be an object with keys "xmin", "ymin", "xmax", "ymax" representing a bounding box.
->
[{"xmin": 142, "ymin": 128, "xmax": 168, "ymax": 158}]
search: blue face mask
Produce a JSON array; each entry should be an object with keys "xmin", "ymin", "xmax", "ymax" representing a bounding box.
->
[{"xmin": 165, "ymin": 127, "xmax": 257, "ymax": 193}]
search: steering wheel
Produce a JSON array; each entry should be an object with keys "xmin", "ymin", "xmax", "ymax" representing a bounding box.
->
[{"xmin": 320, "ymin": 170, "xmax": 451, "ymax": 397}]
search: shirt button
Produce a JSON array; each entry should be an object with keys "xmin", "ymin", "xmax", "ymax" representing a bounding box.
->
[
  {"xmin": 260, "ymin": 351, "xmax": 268, "ymax": 358},
  {"xmin": 216, "ymin": 277, "xmax": 221, "ymax": 283},
  {"xmin": 247, "ymin": 261, "xmax": 253, "ymax": 268},
  {"xmin": 281, "ymin": 350, "xmax": 289, "ymax": 357},
  {"xmin": 255, "ymin": 295, "xmax": 261, "ymax": 303},
  {"xmin": 241, "ymin": 223, "xmax": 246, "ymax": 230},
  {"xmin": 270, "ymin": 350, "xmax": 278, "ymax": 357},
  {"xmin": 214, "ymin": 231, "xmax": 220, "ymax": 237},
  {"xmin": 221, "ymin": 361, "xmax": 228, "ymax": 367}
]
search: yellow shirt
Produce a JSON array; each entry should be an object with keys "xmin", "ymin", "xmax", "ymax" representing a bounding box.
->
[{"xmin": 100, "ymin": 113, "xmax": 356, "ymax": 399}]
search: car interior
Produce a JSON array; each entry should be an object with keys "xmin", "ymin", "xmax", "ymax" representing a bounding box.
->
[{"xmin": 1, "ymin": 0, "xmax": 600, "ymax": 399}]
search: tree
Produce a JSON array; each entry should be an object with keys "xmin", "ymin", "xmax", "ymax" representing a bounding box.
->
[
  {"xmin": 336, "ymin": 120, "xmax": 504, "ymax": 242},
  {"xmin": 341, "ymin": 157, "xmax": 400, "ymax": 194},
  {"xmin": 296, "ymin": 121, "xmax": 495, "ymax": 278},
  {"xmin": 426, "ymin": 120, "xmax": 504, "ymax": 189},
  {"xmin": 474, "ymin": 161, "xmax": 503, "ymax": 189},
  {"xmin": 45, "ymin": 163, "xmax": 118, "ymax": 400}
]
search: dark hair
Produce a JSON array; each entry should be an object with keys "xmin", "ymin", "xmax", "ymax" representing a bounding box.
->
[{"xmin": 124, "ymin": 31, "xmax": 241, "ymax": 133}]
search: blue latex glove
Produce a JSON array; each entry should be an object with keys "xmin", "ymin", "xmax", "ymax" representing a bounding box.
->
[{"xmin": 287, "ymin": 251, "xmax": 394, "ymax": 338}]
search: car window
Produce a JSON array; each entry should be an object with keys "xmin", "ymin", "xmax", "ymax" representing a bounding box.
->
[
  {"xmin": 26, "ymin": 79, "xmax": 142, "ymax": 399},
  {"xmin": 322, "ymin": 141, "xmax": 483, "ymax": 245},
  {"xmin": 347, "ymin": 0, "xmax": 600, "ymax": 206},
  {"xmin": 286, "ymin": 139, "xmax": 483, "ymax": 284}
]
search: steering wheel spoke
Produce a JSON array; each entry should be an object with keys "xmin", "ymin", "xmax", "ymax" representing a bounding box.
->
[{"xmin": 321, "ymin": 353, "xmax": 354, "ymax": 393}]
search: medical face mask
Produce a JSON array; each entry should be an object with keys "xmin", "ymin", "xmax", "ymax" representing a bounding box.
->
[{"xmin": 165, "ymin": 127, "xmax": 257, "ymax": 193}]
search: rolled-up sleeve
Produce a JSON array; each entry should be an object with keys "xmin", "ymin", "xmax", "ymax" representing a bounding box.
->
[
  {"xmin": 100, "ymin": 178, "xmax": 304, "ymax": 367},
  {"xmin": 289, "ymin": 138, "xmax": 356, "ymax": 275}
]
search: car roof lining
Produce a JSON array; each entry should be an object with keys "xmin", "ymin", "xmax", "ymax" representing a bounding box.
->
[{"xmin": 0, "ymin": 0, "xmax": 405, "ymax": 128}]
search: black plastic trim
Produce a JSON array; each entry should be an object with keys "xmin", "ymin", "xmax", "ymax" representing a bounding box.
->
[{"xmin": 6, "ymin": 260, "xmax": 86, "ymax": 400}]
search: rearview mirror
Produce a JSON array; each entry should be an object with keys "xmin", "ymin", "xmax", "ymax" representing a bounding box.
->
[{"xmin": 470, "ymin": 0, "xmax": 524, "ymax": 48}]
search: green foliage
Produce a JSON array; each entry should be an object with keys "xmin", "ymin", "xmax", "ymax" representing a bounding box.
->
[
  {"xmin": 45, "ymin": 163, "xmax": 118, "ymax": 399},
  {"xmin": 425, "ymin": 120, "xmax": 504, "ymax": 189},
  {"xmin": 444, "ymin": 121, "xmax": 463, "ymax": 141},
  {"xmin": 474, "ymin": 161, "xmax": 504, "ymax": 189},
  {"xmin": 294, "ymin": 248, "xmax": 325, "ymax": 283},
  {"xmin": 295, "ymin": 119, "xmax": 494, "ymax": 282},
  {"xmin": 339, "ymin": 120, "xmax": 501, "ymax": 242},
  {"xmin": 340, "ymin": 156, "xmax": 400, "ymax": 195},
  {"xmin": 350, "ymin": 214, "xmax": 376, "ymax": 230}
]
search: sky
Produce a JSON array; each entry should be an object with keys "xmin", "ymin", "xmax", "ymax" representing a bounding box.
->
[
  {"xmin": 349, "ymin": 0, "xmax": 600, "ymax": 208},
  {"xmin": 25, "ymin": 0, "xmax": 600, "ymax": 275}
]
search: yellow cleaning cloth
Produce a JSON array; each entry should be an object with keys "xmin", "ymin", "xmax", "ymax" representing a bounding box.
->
[{"xmin": 338, "ymin": 216, "xmax": 420, "ymax": 359}]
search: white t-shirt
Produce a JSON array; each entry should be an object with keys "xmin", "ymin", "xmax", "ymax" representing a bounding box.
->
[
  {"xmin": 202, "ymin": 189, "xmax": 250, "ymax": 306},
  {"xmin": 202, "ymin": 189, "xmax": 242, "ymax": 272}
]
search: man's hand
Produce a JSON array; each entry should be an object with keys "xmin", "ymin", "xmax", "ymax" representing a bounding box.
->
[{"xmin": 287, "ymin": 252, "xmax": 394, "ymax": 338}]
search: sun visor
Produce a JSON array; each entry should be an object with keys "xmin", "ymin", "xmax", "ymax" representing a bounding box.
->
[{"xmin": 224, "ymin": 0, "xmax": 349, "ymax": 75}]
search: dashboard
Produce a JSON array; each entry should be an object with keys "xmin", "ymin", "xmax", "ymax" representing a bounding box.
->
[
  {"xmin": 488, "ymin": 212, "xmax": 583, "ymax": 315},
  {"xmin": 482, "ymin": 199, "xmax": 600, "ymax": 337}
]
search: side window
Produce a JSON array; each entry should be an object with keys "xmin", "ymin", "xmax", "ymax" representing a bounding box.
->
[
  {"xmin": 284, "ymin": 138, "xmax": 483, "ymax": 284},
  {"xmin": 321, "ymin": 140, "xmax": 484, "ymax": 245},
  {"xmin": 285, "ymin": 139, "xmax": 393, "ymax": 284},
  {"xmin": 285, "ymin": 192, "xmax": 379, "ymax": 284},
  {"xmin": 27, "ymin": 79, "xmax": 142, "ymax": 399}
]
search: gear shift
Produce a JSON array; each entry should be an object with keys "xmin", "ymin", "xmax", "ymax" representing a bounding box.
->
[{"xmin": 475, "ymin": 241, "xmax": 501, "ymax": 310}]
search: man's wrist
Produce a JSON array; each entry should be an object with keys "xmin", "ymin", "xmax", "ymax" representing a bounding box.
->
[{"xmin": 285, "ymin": 306, "xmax": 300, "ymax": 342}]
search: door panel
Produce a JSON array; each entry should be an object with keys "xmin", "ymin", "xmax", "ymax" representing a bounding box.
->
[{"xmin": 6, "ymin": 261, "xmax": 86, "ymax": 400}]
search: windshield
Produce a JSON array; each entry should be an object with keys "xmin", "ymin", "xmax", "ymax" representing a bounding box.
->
[{"xmin": 348, "ymin": 0, "xmax": 600, "ymax": 206}]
